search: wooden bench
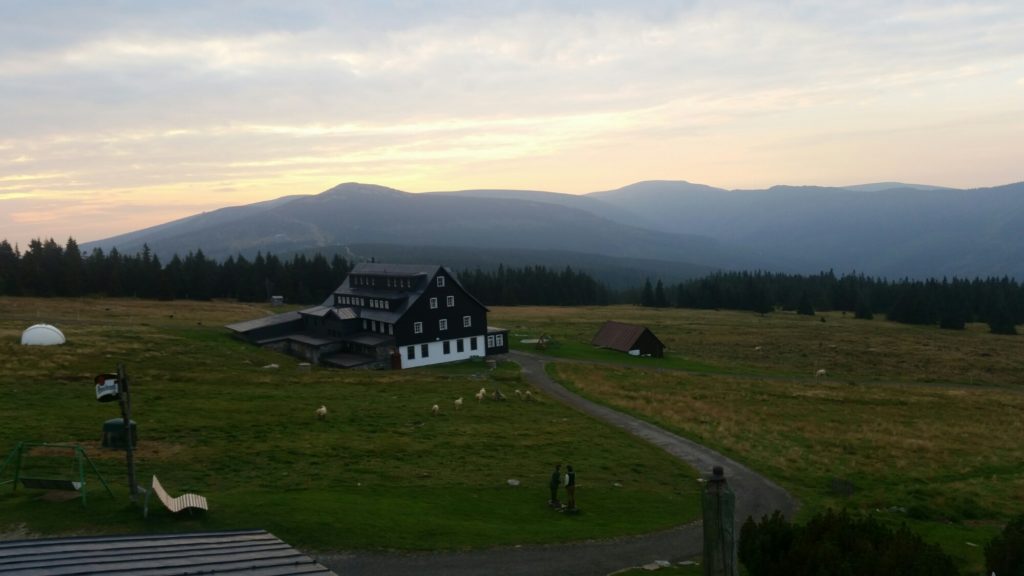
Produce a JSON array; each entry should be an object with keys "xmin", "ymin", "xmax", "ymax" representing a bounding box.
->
[
  {"xmin": 144, "ymin": 475, "xmax": 208, "ymax": 518},
  {"xmin": 20, "ymin": 477, "xmax": 82, "ymax": 491}
]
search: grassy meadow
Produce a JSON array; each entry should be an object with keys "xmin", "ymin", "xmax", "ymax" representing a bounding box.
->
[
  {"xmin": 490, "ymin": 305, "xmax": 1024, "ymax": 571},
  {"xmin": 0, "ymin": 297, "xmax": 700, "ymax": 550}
]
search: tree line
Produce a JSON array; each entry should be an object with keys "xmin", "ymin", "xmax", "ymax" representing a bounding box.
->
[
  {"xmin": 639, "ymin": 270, "xmax": 1021, "ymax": 334},
  {"xmin": 0, "ymin": 237, "xmax": 610, "ymax": 306},
  {"xmin": 0, "ymin": 238, "xmax": 351, "ymax": 304},
  {"xmin": 1, "ymin": 237, "xmax": 1021, "ymax": 333}
]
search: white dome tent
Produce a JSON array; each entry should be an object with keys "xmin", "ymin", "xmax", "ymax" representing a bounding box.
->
[{"xmin": 21, "ymin": 324, "xmax": 66, "ymax": 346}]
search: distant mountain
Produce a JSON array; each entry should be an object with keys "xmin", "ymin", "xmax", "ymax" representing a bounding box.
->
[
  {"xmin": 588, "ymin": 180, "xmax": 1024, "ymax": 279},
  {"xmin": 84, "ymin": 182, "xmax": 785, "ymax": 281},
  {"xmin": 84, "ymin": 178, "xmax": 1024, "ymax": 283}
]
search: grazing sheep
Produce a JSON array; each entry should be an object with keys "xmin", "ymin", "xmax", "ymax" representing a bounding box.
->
[
  {"xmin": 754, "ymin": 346, "xmax": 762, "ymax": 352},
  {"xmin": 524, "ymin": 391, "xmax": 534, "ymax": 401},
  {"xmin": 315, "ymin": 405, "xmax": 327, "ymax": 420},
  {"xmin": 432, "ymin": 404, "xmax": 440, "ymax": 416},
  {"xmin": 454, "ymin": 397, "xmax": 463, "ymax": 410},
  {"xmin": 514, "ymin": 389, "xmax": 523, "ymax": 399},
  {"xmin": 815, "ymin": 368, "xmax": 827, "ymax": 379},
  {"xmin": 475, "ymin": 389, "xmax": 486, "ymax": 402}
]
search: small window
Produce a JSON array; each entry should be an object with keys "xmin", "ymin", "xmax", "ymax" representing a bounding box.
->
[
  {"xmin": 429, "ymin": 297, "xmax": 438, "ymax": 309},
  {"xmin": 487, "ymin": 335, "xmax": 495, "ymax": 348},
  {"xmin": 439, "ymin": 319, "xmax": 448, "ymax": 331},
  {"xmin": 437, "ymin": 276, "xmax": 445, "ymax": 287},
  {"xmin": 362, "ymin": 320, "xmax": 368, "ymax": 330},
  {"xmin": 443, "ymin": 341, "xmax": 451, "ymax": 354},
  {"xmin": 470, "ymin": 338, "xmax": 478, "ymax": 351},
  {"xmin": 496, "ymin": 334, "xmax": 504, "ymax": 346},
  {"xmin": 446, "ymin": 295, "xmax": 454, "ymax": 307},
  {"xmin": 457, "ymin": 339, "xmax": 464, "ymax": 353},
  {"xmin": 463, "ymin": 315, "xmax": 471, "ymax": 328},
  {"xmin": 421, "ymin": 344, "xmax": 429, "ymax": 358},
  {"xmin": 407, "ymin": 346, "xmax": 415, "ymax": 360},
  {"xmin": 388, "ymin": 324, "xmax": 393, "ymax": 335},
  {"xmin": 414, "ymin": 322, "xmax": 423, "ymax": 334}
]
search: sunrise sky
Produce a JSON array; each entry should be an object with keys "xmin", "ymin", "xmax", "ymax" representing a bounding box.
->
[{"xmin": 2, "ymin": 1, "xmax": 1022, "ymax": 249}]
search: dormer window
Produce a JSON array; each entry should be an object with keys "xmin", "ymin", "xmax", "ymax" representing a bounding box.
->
[{"xmin": 437, "ymin": 276, "xmax": 445, "ymax": 287}]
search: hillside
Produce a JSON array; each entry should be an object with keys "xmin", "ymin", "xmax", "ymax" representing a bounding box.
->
[
  {"xmin": 81, "ymin": 179, "xmax": 1024, "ymax": 281},
  {"xmin": 589, "ymin": 180, "xmax": 1024, "ymax": 279},
  {"xmin": 83, "ymin": 183, "xmax": 787, "ymax": 281}
]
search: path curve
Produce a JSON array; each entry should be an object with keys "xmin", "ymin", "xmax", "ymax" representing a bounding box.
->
[{"xmin": 315, "ymin": 352, "xmax": 797, "ymax": 575}]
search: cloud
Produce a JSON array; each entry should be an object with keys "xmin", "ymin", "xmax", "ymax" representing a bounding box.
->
[{"xmin": 1, "ymin": 1, "xmax": 1023, "ymax": 246}]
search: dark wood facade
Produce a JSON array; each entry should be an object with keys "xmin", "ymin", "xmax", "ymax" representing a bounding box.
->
[{"xmin": 227, "ymin": 263, "xmax": 507, "ymax": 369}]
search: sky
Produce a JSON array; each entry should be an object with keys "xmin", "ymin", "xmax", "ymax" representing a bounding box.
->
[{"xmin": 1, "ymin": 0, "xmax": 1023, "ymax": 248}]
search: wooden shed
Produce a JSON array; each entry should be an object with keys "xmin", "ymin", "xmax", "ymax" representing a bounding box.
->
[{"xmin": 591, "ymin": 321, "xmax": 665, "ymax": 358}]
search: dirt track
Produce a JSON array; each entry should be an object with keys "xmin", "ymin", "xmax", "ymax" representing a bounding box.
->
[{"xmin": 315, "ymin": 351, "xmax": 797, "ymax": 575}]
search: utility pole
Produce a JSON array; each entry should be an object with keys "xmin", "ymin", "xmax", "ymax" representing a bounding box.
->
[{"xmin": 117, "ymin": 363, "xmax": 138, "ymax": 500}]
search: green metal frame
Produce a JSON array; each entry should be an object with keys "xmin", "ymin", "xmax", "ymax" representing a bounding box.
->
[{"xmin": 0, "ymin": 442, "xmax": 114, "ymax": 507}]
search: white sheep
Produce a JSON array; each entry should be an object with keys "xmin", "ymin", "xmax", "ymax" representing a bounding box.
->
[
  {"xmin": 514, "ymin": 389, "xmax": 523, "ymax": 399},
  {"xmin": 315, "ymin": 405, "xmax": 327, "ymax": 420},
  {"xmin": 431, "ymin": 404, "xmax": 440, "ymax": 416},
  {"xmin": 524, "ymin": 391, "xmax": 534, "ymax": 401},
  {"xmin": 454, "ymin": 397, "xmax": 463, "ymax": 410},
  {"xmin": 815, "ymin": 368, "xmax": 827, "ymax": 379},
  {"xmin": 475, "ymin": 389, "xmax": 486, "ymax": 402}
]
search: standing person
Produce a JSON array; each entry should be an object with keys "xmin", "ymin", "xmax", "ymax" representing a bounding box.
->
[
  {"xmin": 549, "ymin": 464, "xmax": 561, "ymax": 507},
  {"xmin": 565, "ymin": 465, "xmax": 576, "ymax": 510}
]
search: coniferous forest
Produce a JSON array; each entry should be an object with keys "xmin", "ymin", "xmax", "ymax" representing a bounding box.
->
[{"xmin": 1, "ymin": 237, "xmax": 1020, "ymax": 334}]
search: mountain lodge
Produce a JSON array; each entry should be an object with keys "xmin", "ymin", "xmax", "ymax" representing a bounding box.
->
[{"xmin": 226, "ymin": 263, "xmax": 509, "ymax": 369}]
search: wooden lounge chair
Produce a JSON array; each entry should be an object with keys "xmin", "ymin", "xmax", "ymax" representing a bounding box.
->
[{"xmin": 144, "ymin": 475, "xmax": 208, "ymax": 518}]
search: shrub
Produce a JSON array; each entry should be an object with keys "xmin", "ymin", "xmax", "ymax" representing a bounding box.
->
[
  {"xmin": 739, "ymin": 509, "xmax": 958, "ymax": 576},
  {"xmin": 985, "ymin": 513, "xmax": 1024, "ymax": 576}
]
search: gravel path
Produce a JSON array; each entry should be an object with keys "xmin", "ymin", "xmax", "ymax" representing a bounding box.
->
[{"xmin": 315, "ymin": 352, "xmax": 797, "ymax": 575}]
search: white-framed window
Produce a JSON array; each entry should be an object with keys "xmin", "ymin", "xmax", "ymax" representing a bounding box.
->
[
  {"xmin": 429, "ymin": 297, "xmax": 438, "ymax": 309},
  {"xmin": 439, "ymin": 319, "xmax": 448, "ymax": 331},
  {"xmin": 437, "ymin": 276, "xmax": 445, "ymax": 287},
  {"xmin": 496, "ymin": 334, "xmax": 504, "ymax": 346},
  {"xmin": 487, "ymin": 335, "xmax": 496, "ymax": 347},
  {"xmin": 446, "ymin": 295, "xmax": 454, "ymax": 307},
  {"xmin": 414, "ymin": 322, "xmax": 423, "ymax": 334},
  {"xmin": 463, "ymin": 315, "xmax": 472, "ymax": 328}
]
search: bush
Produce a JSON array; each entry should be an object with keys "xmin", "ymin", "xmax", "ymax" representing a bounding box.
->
[
  {"xmin": 986, "ymin": 513, "xmax": 1024, "ymax": 576},
  {"xmin": 739, "ymin": 509, "xmax": 958, "ymax": 576}
]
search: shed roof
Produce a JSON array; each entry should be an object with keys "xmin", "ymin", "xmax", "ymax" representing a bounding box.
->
[
  {"xmin": 591, "ymin": 321, "xmax": 661, "ymax": 352},
  {"xmin": 0, "ymin": 529, "xmax": 335, "ymax": 575}
]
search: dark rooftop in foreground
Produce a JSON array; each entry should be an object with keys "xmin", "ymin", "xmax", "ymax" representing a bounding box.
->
[{"xmin": 0, "ymin": 529, "xmax": 336, "ymax": 575}]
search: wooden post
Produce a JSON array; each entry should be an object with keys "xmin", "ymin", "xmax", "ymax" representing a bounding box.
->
[
  {"xmin": 702, "ymin": 466, "xmax": 738, "ymax": 576},
  {"xmin": 117, "ymin": 364, "xmax": 139, "ymax": 500}
]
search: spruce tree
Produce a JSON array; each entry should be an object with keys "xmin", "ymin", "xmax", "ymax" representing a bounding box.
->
[
  {"xmin": 796, "ymin": 291, "xmax": 815, "ymax": 316},
  {"xmin": 641, "ymin": 278, "xmax": 655, "ymax": 307}
]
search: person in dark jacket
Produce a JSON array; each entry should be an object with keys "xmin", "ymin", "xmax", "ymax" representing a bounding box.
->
[
  {"xmin": 549, "ymin": 464, "xmax": 561, "ymax": 506},
  {"xmin": 565, "ymin": 465, "xmax": 576, "ymax": 510}
]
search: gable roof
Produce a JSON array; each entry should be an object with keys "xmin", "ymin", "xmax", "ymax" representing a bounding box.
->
[
  {"xmin": 0, "ymin": 529, "xmax": 335, "ymax": 575},
  {"xmin": 591, "ymin": 321, "xmax": 663, "ymax": 352},
  {"xmin": 323, "ymin": 262, "xmax": 489, "ymax": 313}
]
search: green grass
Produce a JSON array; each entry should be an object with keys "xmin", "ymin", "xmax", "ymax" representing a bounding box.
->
[
  {"xmin": 507, "ymin": 305, "xmax": 1024, "ymax": 573},
  {"xmin": 0, "ymin": 297, "xmax": 700, "ymax": 550}
]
